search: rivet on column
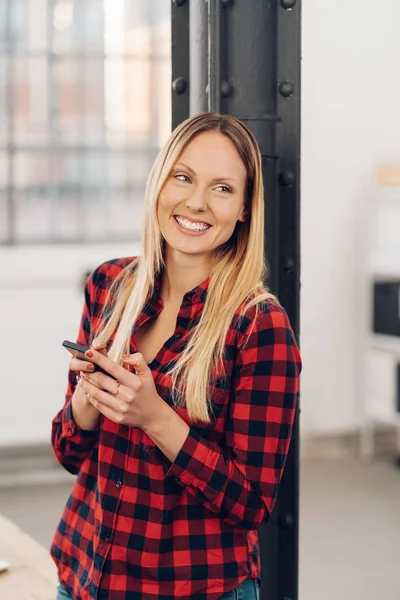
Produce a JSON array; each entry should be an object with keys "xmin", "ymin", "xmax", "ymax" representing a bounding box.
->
[
  {"xmin": 220, "ymin": 81, "xmax": 232, "ymax": 97},
  {"xmin": 279, "ymin": 171, "xmax": 296, "ymax": 186},
  {"xmin": 284, "ymin": 257, "xmax": 295, "ymax": 274},
  {"xmin": 172, "ymin": 77, "xmax": 188, "ymax": 94},
  {"xmin": 279, "ymin": 80, "xmax": 294, "ymax": 98},
  {"xmin": 279, "ymin": 513, "xmax": 295, "ymax": 528}
]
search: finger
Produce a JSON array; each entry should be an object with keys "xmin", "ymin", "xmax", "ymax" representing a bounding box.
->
[
  {"xmin": 121, "ymin": 353, "xmax": 150, "ymax": 377},
  {"xmin": 79, "ymin": 377, "xmax": 127, "ymax": 415},
  {"xmin": 80, "ymin": 371, "xmax": 121, "ymax": 396},
  {"xmin": 88, "ymin": 395, "xmax": 125, "ymax": 425},
  {"xmin": 92, "ymin": 337, "xmax": 107, "ymax": 350},
  {"xmin": 69, "ymin": 358, "xmax": 95, "ymax": 373},
  {"xmin": 91, "ymin": 338, "xmax": 109, "ymax": 358},
  {"xmin": 84, "ymin": 348, "xmax": 132, "ymax": 386}
]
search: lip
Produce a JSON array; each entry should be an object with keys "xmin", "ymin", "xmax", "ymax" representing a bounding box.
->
[
  {"xmin": 173, "ymin": 215, "xmax": 212, "ymax": 236},
  {"xmin": 174, "ymin": 214, "xmax": 211, "ymax": 226}
]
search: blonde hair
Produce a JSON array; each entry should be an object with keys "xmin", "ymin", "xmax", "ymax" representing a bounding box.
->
[{"xmin": 96, "ymin": 112, "xmax": 279, "ymax": 423}]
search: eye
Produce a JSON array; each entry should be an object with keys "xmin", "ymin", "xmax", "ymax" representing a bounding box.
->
[
  {"xmin": 174, "ymin": 173, "xmax": 191, "ymax": 183},
  {"xmin": 215, "ymin": 184, "xmax": 232, "ymax": 194}
]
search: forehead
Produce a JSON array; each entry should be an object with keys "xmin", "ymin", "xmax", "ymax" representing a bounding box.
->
[{"xmin": 178, "ymin": 131, "xmax": 246, "ymax": 180}]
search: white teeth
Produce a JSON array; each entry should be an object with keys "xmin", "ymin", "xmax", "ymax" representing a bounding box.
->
[{"xmin": 175, "ymin": 216, "xmax": 210, "ymax": 232}]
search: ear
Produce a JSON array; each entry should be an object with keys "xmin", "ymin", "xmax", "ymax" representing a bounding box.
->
[{"xmin": 238, "ymin": 207, "xmax": 248, "ymax": 222}]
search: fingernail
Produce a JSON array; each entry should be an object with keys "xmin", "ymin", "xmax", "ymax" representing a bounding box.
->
[
  {"xmin": 86, "ymin": 350, "xmax": 93, "ymax": 358},
  {"xmin": 86, "ymin": 364, "xmax": 94, "ymax": 371},
  {"xmin": 122, "ymin": 354, "xmax": 130, "ymax": 360}
]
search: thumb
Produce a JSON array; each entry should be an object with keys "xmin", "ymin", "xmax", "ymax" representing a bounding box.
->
[
  {"xmin": 92, "ymin": 337, "xmax": 108, "ymax": 357},
  {"xmin": 121, "ymin": 352, "xmax": 149, "ymax": 376}
]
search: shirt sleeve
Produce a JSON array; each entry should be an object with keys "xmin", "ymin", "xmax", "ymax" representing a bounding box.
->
[
  {"xmin": 51, "ymin": 271, "xmax": 99, "ymax": 475},
  {"xmin": 164, "ymin": 302, "xmax": 302, "ymax": 531}
]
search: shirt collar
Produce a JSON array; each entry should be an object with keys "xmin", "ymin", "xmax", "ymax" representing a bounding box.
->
[{"xmin": 152, "ymin": 267, "xmax": 210, "ymax": 307}]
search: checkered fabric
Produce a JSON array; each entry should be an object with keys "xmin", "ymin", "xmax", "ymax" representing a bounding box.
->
[{"xmin": 51, "ymin": 257, "xmax": 302, "ymax": 600}]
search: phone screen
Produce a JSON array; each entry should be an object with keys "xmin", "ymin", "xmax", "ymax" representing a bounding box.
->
[{"xmin": 62, "ymin": 340, "xmax": 109, "ymax": 375}]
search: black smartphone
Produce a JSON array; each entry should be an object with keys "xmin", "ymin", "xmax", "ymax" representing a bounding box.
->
[{"xmin": 62, "ymin": 340, "xmax": 109, "ymax": 375}]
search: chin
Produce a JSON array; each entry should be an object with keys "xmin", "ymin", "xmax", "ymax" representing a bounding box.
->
[{"xmin": 166, "ymin": 240, "xmax": 211, "ymax": 255}]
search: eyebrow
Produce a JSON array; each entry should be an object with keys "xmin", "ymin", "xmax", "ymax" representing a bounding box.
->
[{"xmin": 174, "ymin": 162, "xmax": 239, "ymax": 183}]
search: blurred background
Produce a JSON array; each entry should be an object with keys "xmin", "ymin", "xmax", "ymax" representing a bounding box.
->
[{"xmin": 0, "ymin": 1, "xmax": 399, "ymax": 599}]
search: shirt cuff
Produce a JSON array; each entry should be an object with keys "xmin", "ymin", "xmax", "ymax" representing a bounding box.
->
[
  {"xmin": 164, "ymin": 426, "xmax": 213, "ymax": 487},
  {"xmin": 59, "ymin": 401, "xmax": 98, "ymax": 445}
]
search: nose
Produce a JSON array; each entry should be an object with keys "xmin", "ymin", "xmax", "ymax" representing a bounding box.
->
[{"xmin": 184, "ymin": 185, "xmax": 208, "ymax": 213}]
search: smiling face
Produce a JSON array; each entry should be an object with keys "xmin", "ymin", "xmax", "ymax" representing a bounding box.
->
[{"xmin": 157, "ymin": 130, "xmax": 248, "ymax": 260}]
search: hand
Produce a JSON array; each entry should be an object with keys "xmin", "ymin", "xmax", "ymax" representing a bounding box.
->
[
  {"xmin": 70, "ymin": 337, "xmax": 108, "ymax": 430},
  {"xmin": 77, "ymin": 349, "xmax": 165, "ymax": 432},
  {"xmin": 69, "ymin": 337, "xmax": 109, "ymax": 377}
]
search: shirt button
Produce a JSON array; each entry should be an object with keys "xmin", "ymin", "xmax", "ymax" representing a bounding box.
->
[
  {"xmin": 175, "ymin": 332, "xmax": 183, "ymax": 340},
  {"xmin": 122, "ymin": 425, "xmax": 129, "ymax": 432},
  {"xmin": 67, "ymin": 427, "xmax": 73, "ymax": 435},
  {"xmin": 103, "ymin": 535, "xmax": 110, "ymax": 543},
  {"xmin": 115, "ymin": 479, "xmax": 122, "ymax": 489}
]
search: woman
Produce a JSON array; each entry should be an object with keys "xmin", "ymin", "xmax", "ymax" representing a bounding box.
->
[{"xmin": 51, "ymin": 112, "xmax": 302, "ymax": 600}]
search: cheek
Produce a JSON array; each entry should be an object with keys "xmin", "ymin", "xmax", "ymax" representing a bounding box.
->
[
  {"xmin": 158, "ymin": 185, "xmax": 178, "ymax": 212},
  {"xmin": 214, "ymin": 204, "xmax": 243, "ymax": 226},
  {"xmin": 157, "ymin": 191, "xmax": 171, "ymax": 217}
]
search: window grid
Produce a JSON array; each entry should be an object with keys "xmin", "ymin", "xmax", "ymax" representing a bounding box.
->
[{"xmin": 0, "ymin": 0, "xmax": 171, "ymax": 244}]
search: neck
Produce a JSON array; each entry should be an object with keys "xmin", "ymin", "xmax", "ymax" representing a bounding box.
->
[{"xmin": 160, "ymin": 249, "xmax": 212, "ymax": 306}]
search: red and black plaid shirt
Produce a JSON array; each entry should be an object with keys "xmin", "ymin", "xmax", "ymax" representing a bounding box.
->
[{"xmin": 51, "ymin": 257, "xmax": 302, "ymax": 600}]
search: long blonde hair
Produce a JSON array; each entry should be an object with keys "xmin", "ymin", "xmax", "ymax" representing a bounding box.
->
[{"xmin": 96, "ymin": 112, "xmax": 279, "ymax": 423}]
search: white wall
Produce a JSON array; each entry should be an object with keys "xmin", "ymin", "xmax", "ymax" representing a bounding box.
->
[
  {"xmin": 2, "ymin": 0, "xmax": 400, "ymax": 446},
  {"xmin": 301, "ymin": 0, "xmax": 400, "ymax": 434},
  {"xmin": 0, "ymin": 243, "xmax": 140, "ymax": 446}
]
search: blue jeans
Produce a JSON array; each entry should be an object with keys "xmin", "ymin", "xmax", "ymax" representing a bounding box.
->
[
  {"xmin": 56, "ymin": 582, "xmax": 73, "ymax": 600},
  {"xmin": 218, "ymin": 577, "xmax": 260, "ymax": 599},
  {"xmin": 56, "ymin": 577, "xmax": 260, "ymax": 599}
]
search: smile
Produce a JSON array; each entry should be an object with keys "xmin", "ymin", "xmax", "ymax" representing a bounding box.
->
[{"xmin": 173, "ymin": 215, "xmax": 212, "ymax": 234}]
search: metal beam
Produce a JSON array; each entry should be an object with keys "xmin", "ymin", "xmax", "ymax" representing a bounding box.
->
[
  {"xmin": 221, "ymin": 0, "xmax": 280, "ymax": 297},
  {"xmin": 171, "ymin": 0, "xmax": 190, "ymax": 130},
  {"xmin": 171, "ymin": 2, "xmax": 301, "ymax": 598},
  {"xmin": 275, "ymin": 3, "xmax": 302, "ymax": 599},
  {"xmin": 189, "ymin": 0, "xmax": 208, "ymax": 114}
]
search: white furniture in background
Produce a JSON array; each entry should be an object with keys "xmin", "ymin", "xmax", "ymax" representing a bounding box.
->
[{"xmin": 359, "ymin": 169, "xmax": 400, "ymax": 460}]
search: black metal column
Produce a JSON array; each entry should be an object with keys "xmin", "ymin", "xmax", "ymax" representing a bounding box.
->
[
  {"xmin": 171, "ymin": 0, "xmax": 190, "ymax": 130},
  {"xmin": 171, "ymin": 2, "xmax": 301, "ymax": 599}
]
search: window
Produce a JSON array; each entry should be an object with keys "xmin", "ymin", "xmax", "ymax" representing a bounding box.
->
[{"xmin": 0, "ymin": 0, "xmax": 171, "ymax": 244}]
